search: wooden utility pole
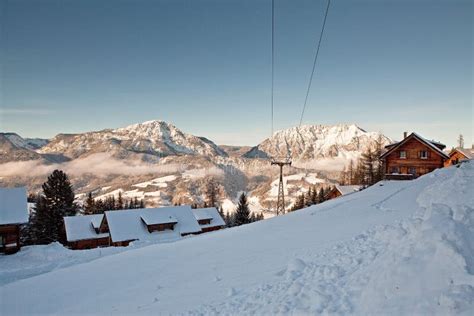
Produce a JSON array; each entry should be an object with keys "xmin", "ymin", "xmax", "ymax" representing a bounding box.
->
[{"xmin": 271, "ymin": 158, "xmax": 291, "ymax": 216}]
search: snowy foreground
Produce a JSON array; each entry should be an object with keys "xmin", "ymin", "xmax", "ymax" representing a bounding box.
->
[{"xmin": 1, "ymin": 163, "xmax": 474, "ymax": 315}]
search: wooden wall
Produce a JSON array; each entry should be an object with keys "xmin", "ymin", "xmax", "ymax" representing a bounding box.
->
[
  {"xmin": 444, "ymin": 151, "xmax": 467, "ymax": 167},
  {"xmin": 383, "ymin": 137, "xmax": 445, "ymax": 178},
  {"xmin": 68, "ymin": 236, "xmax": 110, "ymax": 250},
  {"xmin": 0, "ymin": 224, "xmax": 21, "ymax": 254}
]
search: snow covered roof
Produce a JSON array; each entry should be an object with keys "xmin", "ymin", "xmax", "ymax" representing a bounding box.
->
[
  {"xmin": 193, "ymin": 207, "xmax": 226, "ymax": 229},
  {"xmin": 0, "ymin": 187, "xmax": 29, "ymax": 225},
  {"xmin": 64, "ymin": 215, "xmax": 108, "ymax": 242},
  {"xmin": 451, "ymin": 147, "xmax": 474, "ymax": 159},
  {"xmin": 335, "ymin": 185, "xmax": 363, "ymax": 196},
  {"xmin": 381, "ymin": 132, "xmax": 449, "ymax": 160},
  {"xmin": 106, "ymin": 206, "xmax": 202, "ymax": 243},
  {"xmin": 140, "ymin": 212, "xmax": 177, "ymax": 226},
  {"xmin": 90, "ymin": 216, "xmax": 103, "ymax": 230}
]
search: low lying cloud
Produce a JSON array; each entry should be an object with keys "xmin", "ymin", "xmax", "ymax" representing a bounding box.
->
[
  {"xmin": 0, "ymin": 153, "xmax": 192, "ymax": 178},
  {"xmin": 292, "ymin": 157, "xmax": 350, "ymax": 172}
]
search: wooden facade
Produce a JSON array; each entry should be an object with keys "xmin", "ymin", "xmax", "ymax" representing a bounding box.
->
[
  {"xmin": 68, "ymin": 236, "xmax": 110, "ymax": 250},
  {"xmin": 201, "ymin": 225, "xmax": 224, "ymax": 233},
  {"xmin": 380, "ymin": 133, "xmax": 448, "ymax": 180},
  {"xmin": 0, "ymin": 224, "xmax": 21, "ymax": 254},
  {"xmin": 326, "ymin": 188, "xmax": 342, "ymax": 200},
  {"xmin": 444, "ymin": 148, "xmax": 473, "ymax": 167},
  {"xmin": 144, "ymin": 221, "xmax": 177, "ymax": 233}
]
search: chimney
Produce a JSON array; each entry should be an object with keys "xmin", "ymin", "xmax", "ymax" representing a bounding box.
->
[{"xmin": 403, "ymin": 131, "xmax": 407, "ymax": 139}]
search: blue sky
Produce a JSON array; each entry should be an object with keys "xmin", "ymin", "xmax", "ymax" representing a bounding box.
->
[{"xmin": 1, "ymin": 0, "xmax": 472, "ymax": 146}]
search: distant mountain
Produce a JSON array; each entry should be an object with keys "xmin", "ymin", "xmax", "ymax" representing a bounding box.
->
[
  {"xmin": 39, "ymin": 120, "xmax": 228, "ymax": 159},
  {"xmin": 0, "ymin": 133, "xmax": 43, "ymax": 163},
  {"xmin": 243, "ymin": 124, "xmax": 390, "ymax": 160}
]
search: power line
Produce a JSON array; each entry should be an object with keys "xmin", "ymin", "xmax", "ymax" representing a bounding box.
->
[
  {"xmin": 298, "ymin": 0, "xmax": 331, "ymax": 127},
  {"xmin": 271, "ymin": 0, "xmax": 275, "ymax": 137}
]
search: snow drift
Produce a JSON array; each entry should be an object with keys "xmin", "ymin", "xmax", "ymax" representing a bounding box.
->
[{"xmin": 1, "ymin": 162, "xmax": 473, "ymax": 315}]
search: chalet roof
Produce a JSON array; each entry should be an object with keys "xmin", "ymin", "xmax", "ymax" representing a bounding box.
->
[
  {"xmin": 91, "ymin": 216, "xmax": 103, "ymax": 230},
  {"xmin": 335, "ymin": 185, "xmax": 363, "ymax": 196},
  {"xmin": 450, "ymin": 147, "xmax": 474, "ymax": 159},
  {"xmin": 140, "ymin": 212, "xmax": 177, "ymax": 226},
  {"xmin": 64, "ymin": 215, "xmax": 109, "ymax": 242},
  {"xmin": 193, "ymin": 207, "xmax": 226, "ymax": 229},
  {"xmin": 0, "ymin": 187, "xmax": 29, "ymax": 225},
  {"xmin": 106, "ymin": 206, "xmax": 202, "ymax": 243},
  {"xmin": 380, "ymin": 132, "xmax": 449, "ymax": 160}
]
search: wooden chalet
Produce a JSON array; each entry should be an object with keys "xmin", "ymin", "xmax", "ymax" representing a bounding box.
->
[
  {"xmin": 0, "ymin": 187, "xmax": 29, "ymax": 254},
  {"xmin": 380, "ymin": 132, "xmax": 449, "ymax": 180},
  {"xmin": 63, "ymin": 214, "xmax": 110, "ymax": 250},
  {"xmin": 444, "ymin": 147, "xmax": 474, "ymax": 167},
  {"xmin": 193, "ymin": 207, "xmax": 226, "ymax": 233},
  {"xmin": 326, "ymin": 185, "xmax": 363, "ymax": 201}
]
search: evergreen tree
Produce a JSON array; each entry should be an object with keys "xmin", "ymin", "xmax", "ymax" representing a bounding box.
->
[
  {"xmin": 139, "ymin": 199, "xmax": 145, "ymax": 208},
  {"xmin": 348, "ymin": 159, "xmax": 355, "ymax": 185},
  {"xmin": 29, "ymin": 170, "xmax": 78, "ymax": 244},
  {"xmin": 205, "ymin": 179, "xmax": 219, "ymax": 208},
  {"xmin": 310, "ymin": 185, "xmax": 318, "ymax": 205},
  {"xmin": 117, "ymin": 192, "xmax": 124, "ymax": 210},
  {"xmin": 318, "ymin": 187, "xmax": 326, "ymax": 203},
  {"xmin": 95, "ymin": 198, "xmax": 106, "ymax": 214},
  {"xmin": 233, "ymin": 193, "xmax": 251, "ymax": 226},
  {"xmin": 306, "ymin": 187, "xmax": 313, "ymax": 206},
  {"xmin": 133, "ymin": 197, "xmax": 139, "ymax": 209},
  {"xmin": 83, "ymin": 192, "xmax": 96, "ymax": 215}
]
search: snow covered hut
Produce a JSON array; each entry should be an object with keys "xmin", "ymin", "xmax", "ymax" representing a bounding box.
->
[
  {"xmin": 105, "ymin": 206, "xmax": 202, "ymax": 247},
  {"xmin": 0, "ymin": 187, "xmax": 29, "ymax": 254},
  {"xmin": 63, "ymin": 214, "xmax": 110, "ymax": 250},
  {"xmin": 444, "ymin": 147, "xmax": 474, "ymax": 167},
  {"xmin": 380, "ymin": 132, "xmax": 448, "ymax": 180},
  {"xmin": 326, "ymin": 185, "xmax": 363, "ymax": 200},
  {"xmin": 193, "ymin": 207, "xmax": 226, "ymax": 233}
]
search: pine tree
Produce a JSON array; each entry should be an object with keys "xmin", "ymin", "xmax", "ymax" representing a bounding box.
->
[
  {"xmin": 117, "ymin": 192, "xmax": 124, "ymax": 210},
  {"xmin": 95, "ymin": 199, "xmax": 106, "ymax": 214},
  {"xmin": 311, "ymin": 185, "xmax": 318, "ymax": 205},
  {"xmin": 139, "ymin": 199, "xmax": 145, "ymax": 208},
  {"xmin": 29, "ymin": 170, "xmax": 78, "ymax": 244},
  {"xmin": 133, "ymin": 197, "xmax": 139, "ymax": 209},
  {"xmin": 348, "ymin": 159, "xmax": 355, "ymax": 185},
  {"xmin": 83, "ymin": 192, "xmax": 96, "ymax": 215},
  {"xmin": 205, "ymin": 179, "xmax": 219, "ymax": 208},
  {"xmin": 318, "ymin": 187, "xmax": 326, "ymax": 203},
  {"xmin": 306, "ymin": 187, "xmax": 313, "ymax": 206},
  {"xmin": 234, "ymin": 193, "xmax": 251, "ymax": 226}
]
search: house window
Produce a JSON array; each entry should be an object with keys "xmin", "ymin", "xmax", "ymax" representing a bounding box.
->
[
  {"xmin": 399, "ymin": 151, "xmax": 406, "ymax": 159},
  {"xmin": 390, "ymin": 166, "xmax": 399, "ymax": 174},
  {"xmin": 420, "ymin": 151, "xmax": 428, "ymax": 159},
  {"xmin": 408, "ymin": 167, "xmax": 417, "ymax": 175}
]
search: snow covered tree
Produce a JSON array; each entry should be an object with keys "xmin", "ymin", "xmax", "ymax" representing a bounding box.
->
[
  {"xmin": 29, "ymin": 170, "xmax": 78, "ymax": 244},
  {"xmin": 233, "ymin": 193, "xmax": 251, "ymax": 226}
]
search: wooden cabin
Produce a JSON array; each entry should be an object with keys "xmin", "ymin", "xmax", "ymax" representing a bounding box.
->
[
  {"xmin": 380, "ymin": 132, "xmax": 448, "ymax": 180},
  {"xmin": 326, "ymin": 185, "xmax": 363, "ymax": 201},
  {"xmin": 0, "ymin": 187, "xmax": 29, "ymax": 254},
  {"xmin": 193, "ymin": 207, "xmax": 226, "ymax": 233},
  {"xmin": 63, "ymin": 214, "xmax": 110, "ymax": 250},
  {"xmin": 444, "ymin": 147, "xmax": 474, "ymax": 167}
]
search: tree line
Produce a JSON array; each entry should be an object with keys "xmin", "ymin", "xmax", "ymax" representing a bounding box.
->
[
  {"xmin": 289, "ymin": 185, "xmax": 332, "ymax": 212},
  {"xmin": 339, "ymin": 135, "xmax": 385, "ymax": 186}
]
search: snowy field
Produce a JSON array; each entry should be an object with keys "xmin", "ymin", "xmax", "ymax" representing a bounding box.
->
[{"xmin": 1, "ymin": 162, "xmax": 473, "ymax": 315}]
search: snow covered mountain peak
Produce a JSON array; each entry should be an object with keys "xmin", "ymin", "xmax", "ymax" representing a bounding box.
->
[
  {"xmin": 244, "ymin": 123, "xmax": 390, "ymax": 160},
  {"xmin": 39, "ymin": 120, "xmax": 228, "ymax": 159}
]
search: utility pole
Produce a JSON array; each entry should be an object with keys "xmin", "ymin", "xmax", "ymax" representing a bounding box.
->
[{"xmin": 271, "ymin": 157, "xmax": 291, "ymax": 216}]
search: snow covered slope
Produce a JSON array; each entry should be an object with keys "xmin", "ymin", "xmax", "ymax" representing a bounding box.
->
[
  {"xmin": 244, "ymin": 124, "xmax": 390, "ymax": 160},
  {"xmin": 2, "ymin": 165, "xmax": 473, "ymax": 315},
  {"xmin": 39, "ymin": 120, "xmax": 228, "ymax": 159}
]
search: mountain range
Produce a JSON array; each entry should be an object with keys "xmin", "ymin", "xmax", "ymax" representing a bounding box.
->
[{"xmin": 0, "ymin": 120, "xmax": 390, "ymax": 216}]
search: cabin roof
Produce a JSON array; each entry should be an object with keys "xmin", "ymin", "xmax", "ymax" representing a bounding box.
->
[
  {"xmin": 193, "ymin": 207, "xmax": 226, "ymax": 229},
  {"xmin": 64, "ymin": 214, "xmax": 108, "ymax": 242},
  {"xmin": 0, "ymin": 187, "xmax": 29, "ymax": 225},
  {"xmin": 380, "ymin": 132, "xmax": 449, "ymax": 160},
  {"xmin": 335, "ymin": 185, "xmax": 363, "ymax": 196},
  {"xmin": 450, "ymin": 147, "xmax": 474, "ymax": 159},
  {"xmin": 140, "ymin": 212, "xmax": 177, "ymax": 226},
  {"xmin": 105, "ymin": 206, "xmax": 202, "ymax": 243}
]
